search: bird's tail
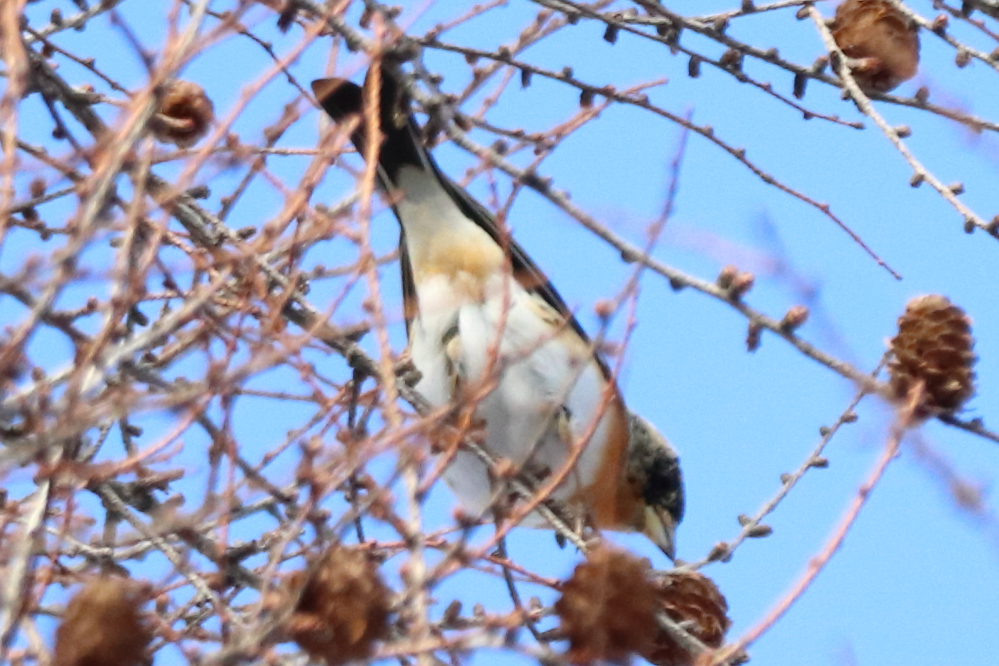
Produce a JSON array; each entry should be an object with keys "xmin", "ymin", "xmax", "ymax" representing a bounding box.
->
[{"xmin": 311, "ymin": 64, "xmax": 431, "ymax": 187}]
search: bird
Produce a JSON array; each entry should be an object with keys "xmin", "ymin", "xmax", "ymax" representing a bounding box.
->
[{"xmin": 312, "ymin": 64, "xmax": 684, "ymax": 558}]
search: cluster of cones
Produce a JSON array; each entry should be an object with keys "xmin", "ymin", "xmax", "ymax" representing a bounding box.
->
[
  {"xmin": 556, "ymin": 546, "xmax": 731, "ymax": 666},
  {"xmin": 51, "ymin": 543, "xmax": 731, "ymax": 666}
]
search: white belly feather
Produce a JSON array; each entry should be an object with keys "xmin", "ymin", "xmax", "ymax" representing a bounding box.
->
[
  {"xmin": 410, "ymin": 271, "xmax": 613, "ymax": 525},
  {"xmin": 392, "ymin": 164, "xmax": 616, "ymax": 526}
]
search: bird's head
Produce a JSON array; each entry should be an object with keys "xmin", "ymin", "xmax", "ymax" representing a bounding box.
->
[{"xmin": 626, "ymin": 413, "xmax": 685, "ymax": 560}]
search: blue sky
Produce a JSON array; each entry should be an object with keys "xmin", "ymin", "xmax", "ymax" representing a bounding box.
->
[{"xmin": 6, "ymin": 1, "xmax": 999, "ymax": 665}]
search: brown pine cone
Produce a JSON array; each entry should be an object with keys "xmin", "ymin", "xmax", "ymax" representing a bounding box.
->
[
  {"xmin": 54, "ymin": 576, "xmax": 153, "ymax": 666},
  {"xmin": 284, "ymin": 545, "xmax": 391, "ymax": 666},
  {"xmin": 888, "ymin": 294, "xmax": 976, "ymax": 417},
  {"xmin": 831, "ymin": 0, "xmax": 920, "ymax": 93},
  {"xmin": 642, "ymin": 571, "xmax": 730, "ymax": 666},
  {"xmin": 149, "ymin": 80, "xmax": 215, "ymax": 148},
  {"xmin": 555, "ymin": 546, "xmax": 659, "ymax": 664}
]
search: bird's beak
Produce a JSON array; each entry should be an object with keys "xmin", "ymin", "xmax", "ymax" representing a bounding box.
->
[{"xmin": 643, "ymin": 505, "xmax": 677, "ymax": 561}]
